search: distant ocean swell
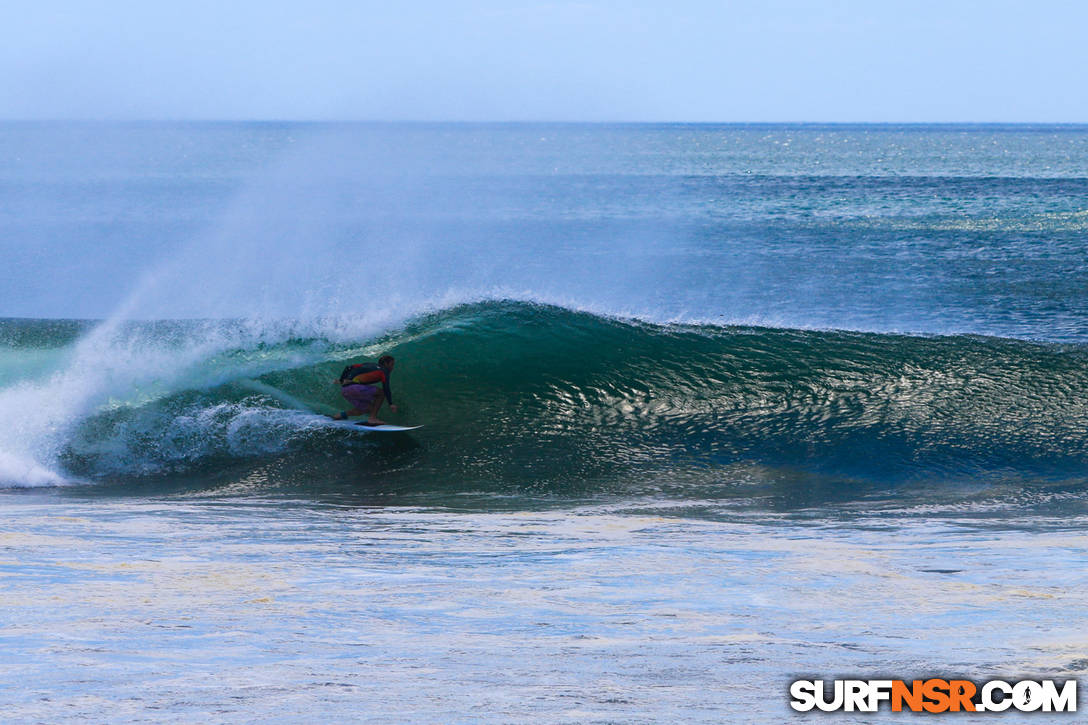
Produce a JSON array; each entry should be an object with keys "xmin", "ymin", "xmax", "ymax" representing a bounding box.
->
[{"xmin": 1, "ymin": 301, "xmax": 1086, "ymax": 491}]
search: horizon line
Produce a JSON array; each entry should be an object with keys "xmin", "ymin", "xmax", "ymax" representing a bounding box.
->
[{"xmin": 2, "ymin": 118, "xmax": 1088, "ymax": 127}]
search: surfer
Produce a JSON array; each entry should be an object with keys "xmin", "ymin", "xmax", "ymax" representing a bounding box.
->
[{"xmin": 331, "ymin": 355, "xmax": 398, "ymax": 426}]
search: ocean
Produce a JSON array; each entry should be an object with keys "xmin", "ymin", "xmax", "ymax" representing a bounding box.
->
[{"xmin": 1, "ymin": 123, "xmax": 1086, "ymax": 721}]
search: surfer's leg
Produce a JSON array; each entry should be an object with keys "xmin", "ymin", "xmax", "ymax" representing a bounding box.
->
[
  {"xmin": 364, "ymin": 391, "xmax": 386, "ymax": 425},
  {"xmin": 340, "ymin": 384, "xmax": 378, "ymax": 420}
]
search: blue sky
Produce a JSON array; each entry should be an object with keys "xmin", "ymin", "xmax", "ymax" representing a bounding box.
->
[{"xmin": 1, "ymin": 0, "xmax": 1085, "ymax": 122}]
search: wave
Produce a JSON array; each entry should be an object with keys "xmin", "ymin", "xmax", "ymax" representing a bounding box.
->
[{"xmin": 2, "ymin": 301, "xmax": 1087, "ymax": 493}]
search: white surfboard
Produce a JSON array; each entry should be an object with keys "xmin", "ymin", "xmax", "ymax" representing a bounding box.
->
[
  {"xmin": 324, "ymin": 418, "xmax": 423, "ymax": 433},
  {"xmin": 288, "ymin": 411, "xmax": 422, "ymax": 434}
]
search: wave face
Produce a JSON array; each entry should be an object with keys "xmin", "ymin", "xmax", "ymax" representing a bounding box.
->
[{"xmin": 4, "ymin": 303, "xmax": 1086, "ymax": 499}]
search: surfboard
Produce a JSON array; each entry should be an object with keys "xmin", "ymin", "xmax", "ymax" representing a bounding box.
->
[
  {"xmin": 289, "ymin": 411, "xmax": 422, "ymax": 434},
  {"xmin": 324, "ymin": 419, "xmax": 422, "ymax": 433}
]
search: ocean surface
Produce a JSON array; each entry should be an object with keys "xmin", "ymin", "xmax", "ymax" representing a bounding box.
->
[{"xmin": 1, "ymin": 123, "xmax": 1087, "ymax": 721}]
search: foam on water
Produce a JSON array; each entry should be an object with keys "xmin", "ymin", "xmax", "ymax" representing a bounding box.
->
[{"xmin": 1, "ymin": 496, "xmax": 1085, "ymax": 721}]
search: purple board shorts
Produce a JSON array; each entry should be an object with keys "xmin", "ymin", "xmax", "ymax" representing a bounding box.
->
[{"xmin": 341, "ymin": 384, "xmax": 379, "ymax": 411}]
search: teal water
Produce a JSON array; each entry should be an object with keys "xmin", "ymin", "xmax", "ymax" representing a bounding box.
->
[{"xmin": 1, "ymin": 123, "xmax": 1086, "ymax": 721}]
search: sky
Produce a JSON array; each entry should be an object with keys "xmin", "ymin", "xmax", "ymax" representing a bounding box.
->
[{"xmin": 1, "ymin": 0, "xmax": 1086, "ymax": 122}]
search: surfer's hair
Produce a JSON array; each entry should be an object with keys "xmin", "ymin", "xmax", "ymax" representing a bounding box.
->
[{"xmin": 378, "ymin": 355, "xmax": 395, "ymax": 367}]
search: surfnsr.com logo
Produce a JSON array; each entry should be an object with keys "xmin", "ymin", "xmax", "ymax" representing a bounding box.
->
[{"xmin": 789, "ymin": 679, "xmax": 1077, "ymax": 713}]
